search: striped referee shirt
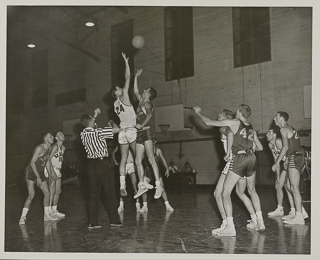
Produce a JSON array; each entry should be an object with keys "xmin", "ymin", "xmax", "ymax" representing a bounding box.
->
[{"xmin": 80, "ymin": 126, "xmax": 114, "ymax": 159}]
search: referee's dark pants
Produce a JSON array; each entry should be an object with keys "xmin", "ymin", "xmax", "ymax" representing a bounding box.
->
[{"xmin": 87, "ymin": 157, "xmax": 120, "ymax": 225}]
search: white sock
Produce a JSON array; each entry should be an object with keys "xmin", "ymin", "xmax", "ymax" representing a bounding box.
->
[
  {"xmin": 52, "ymin": 205, "xmax": 57, "ymax": 212},
  {"xmin": 291, "ymin": 208, "xmax": 296, "ymax": 214},
  {"xmin": 251, "ymin": 214, "xmax": 257, "ymax": 222},
  {"xmin": 222, "ymin": 219, "xmax": 227, "ymax": 225},
  {"xmin": 256, "ymin": 211, "xmax": 263, "ymax": 220},
  {"xmin": 120, "ymin": 176, "xmax": 126, "ymax": 186},
  {"xmin": 119, "ymin": 201, "xmax": 124, "ymax": 207},
  {"xmin": 143, "ymin": 202, "xmax": 147, "ymax": 207},
  {"xmin": 155, "ymin": 180, "xmax": 161, "ymax": 186},
  {"xmin": 277, "ymin": 205, "xmax": 283, "ymax": 209},
  {"xmin": 21, "ymin": 207, "xmax": 29, "ymax": 217},
  {"xmin": 226, "ymin": 217, "xmax": 234, "ymax": 226},
  {"xmin": 164, "ymin": 201, "xmax": 170, "ymax": 207},
  {"xmin": 44, "ymin": 206, "xmax": 50, "ymax": 215}
]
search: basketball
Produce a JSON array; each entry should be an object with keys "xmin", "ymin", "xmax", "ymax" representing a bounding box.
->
[{"xmin": 132, "ymin": 35, "xmax": 145, "ymax": 49}]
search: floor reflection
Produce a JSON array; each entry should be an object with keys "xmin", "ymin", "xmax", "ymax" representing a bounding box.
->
[{"xmin": 6, "ymin": 186, "xmax": 311, "ymax": 254}]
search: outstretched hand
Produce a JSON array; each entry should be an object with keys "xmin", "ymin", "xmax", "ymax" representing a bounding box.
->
[
  {"xmin": 135, "ymin": 69, "xmax": 143, "ymax": 77},
  {"xmin": 193, "ymin": 106, "xmax": 201, "ymax": 114},
  {"xmin": 94, "ymin": 108, "xmax": 101, "ymax": 118},
  {"xmin": 122, "ymin": 52, "xmax": 129, "ymax": 62}
]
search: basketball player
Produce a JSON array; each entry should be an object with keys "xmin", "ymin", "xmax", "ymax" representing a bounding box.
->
[
  {"xmin": 140, "ymin": 138, "xmax": 174, "ymax": 212},
  {"xmin": 19, "ymin": 133, "xmax": 57, "ymax": 225},
  {"xmin": 133, "ymin": 69, "xmax": 163, "ymax": 199},
  {"xmin": 112, "ymin": 52, "xmax": 139, "ymax": 197},
  {"xmin": 272, "ymin": 111, "xmax": 306, "ymax": 225},
  {"xmin": 111, "ymin": 145, "xmax": 141, "ymax": 211},
  {"xmin": 266, "ymin": 128, "xmax": 309, "ymax": 220},
  {"xmin": 193, "ymin": 104, "xmax": 265, "ymax": 236},
  {"xmin": 46, "ymin": 131, "xmax": 66, "ymax": 218}
]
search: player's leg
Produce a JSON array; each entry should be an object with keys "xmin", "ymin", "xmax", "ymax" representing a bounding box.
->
[
  {"xmin": 212, "ymin": 173, "xmax": 227, "ymax": 233},
  {"xmin": 48, "ymin": 178, "xmax": 56, "ymax": 213},
  {"xmin": 218, "ymin": 170, "xmax": 240, "ymax": 236},
  {"xmin": 52, "ymin": 178, "xmax": 64, "ymax": 217},
  {"xmin": 128, "ymin": 170, "xmax": 141, "ymax": 211},
  {"xmin": 134, "ymin": 143, "xmax": 149, "ymax": 199},
  {"xmin": 246, "ymin": 172, "xmax": 265, "ymax": 230},
  {"xmin": 19, "ymin": 180, "xmax": 36, "ymax": 224},
  {"xmin": 282, "ymin": 176, "xmax": 296, "ymax": 219},
  {"xmin": 144, "ymin": 139, "xmax": 163, "ymax": 199},
  {"xmin": 268, "ymin": 169, "xmax": 285, "ymax": 216},
  {"xmin": 40, "ymin": 180, "xmax": 58, "ymax": 221},
  {"xmin": 159, "ymin": 177, "xmax": 174, "ymax": 212},
  {"xmin": 284, "ymin": 162, "xmax": 304, "ymax": 224},
  {"xmin": 119, "ymin": 143, "xmax": 130, "ymax": 196},
  {"xmin": 235, "ymin": 178, "xmax": 258, "ymax": 229}
]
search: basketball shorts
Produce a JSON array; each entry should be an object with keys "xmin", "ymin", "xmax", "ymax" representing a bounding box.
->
[
  {"xmin": 288, "ymin": 153, "xmax": 305, "ymax": 172},
  {"xmin": 229, "ymin": 153, "xmax": 256, "ymax": 178},
  {"xmin": 136, "ymin": 128, "xmax": 152, "ymax": 144},
  {"xmin": 118, "ymin": 127, "xmax": 137, "ymax": 145},
  {"xmin": 44, "ymin": 166, "xmax": 62, "ymax": 178},
  {"xmin": 126, "ymin": 162, "xmax": 135, "ymax": 175},
  {"xmin": 25, "ymin": 165, "xmax": 47, "ymax": 182}
]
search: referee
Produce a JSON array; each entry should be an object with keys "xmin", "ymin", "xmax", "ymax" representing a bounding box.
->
[{"xmin": 80, "ymin": 108, "xmax": 122, "ymax": 228}]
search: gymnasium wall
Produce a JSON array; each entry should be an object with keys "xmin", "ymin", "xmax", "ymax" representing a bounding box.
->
[{"xmin": 6, "ymin": 7, "xmax": 312, "ymax": 185}]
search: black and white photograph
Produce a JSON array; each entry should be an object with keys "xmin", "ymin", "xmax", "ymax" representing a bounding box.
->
[{"xmin": 3, "ymin": 1, "xmax": 319, "ymax": 259}]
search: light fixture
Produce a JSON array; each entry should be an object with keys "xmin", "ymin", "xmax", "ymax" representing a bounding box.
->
[
  {"xmin": 27, "ymin": 43, "xmax": 36, "ymax": 48},
  {"xmin": 85, "ymin": 15, "xmax": 94, "ymax": 27}
]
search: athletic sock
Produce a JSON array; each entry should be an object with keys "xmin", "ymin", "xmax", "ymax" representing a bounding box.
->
[
  {"xmin": 22, "ymin": 207, "xmax": 29, "ymax": 217},
  {"xmin": 226, "ymin": 217, "xmax": 234, "ymax": 226},
  {"xmin": 155, "ymin": 180, "xmax": 161, "ymax": 186},
  {"xmin": 120, "ymin": 176, "xmax": 126, "ymax": 185},
  {"xmin": 52, "ymin": 205, "xmax": 57, "ymax": 212},
  {"xmin": 256, "ymin": 211, "xmax": 263, "ymax": 220},
  {"xmin": 164, "ymin": 201, "xmax": 169, "ymax": 207},
  {"xmin": 251, "ymin": 214, "xmax": 257, "ymax": 222},
  {"xmin": 119, "ymin": 201, "xmax": 124, "ymax": 207},
  {"xmin": 277, "ymin": 205, "xmax": 283, "ymax": 209},
  {"xmin": 44, "ymin": 206, "xmax": 50, "ymax": 215},
  {"xmin": 143, "ymin": 202, "xmax": 147, "ymax": 207}
]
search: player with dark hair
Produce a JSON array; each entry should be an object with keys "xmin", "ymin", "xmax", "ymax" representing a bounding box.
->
[
  {"xmin": 272, "ymin": 111, "xmax": 306, "ymax": 225},
  {"xmin": 133, "ymin": 69, "xmax": 163, "ymax": 200},
  {"xmin": 19, "ymin": 133, "xmax": 56, "ymax": 224}
]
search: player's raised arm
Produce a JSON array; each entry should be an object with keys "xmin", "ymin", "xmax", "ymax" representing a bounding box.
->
[
  {"xmin": 134, "ymin": 69, "xmax": 143, "ymax": 101},
  {"xmin": 193, "ymin": 106, "xmax": 235, "ymax": 128},
  {"xmin": 122, "ymin": 53, "xmax": 130, "ymax": 94}
]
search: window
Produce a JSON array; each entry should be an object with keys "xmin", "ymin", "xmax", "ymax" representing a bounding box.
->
[
  {"xmin": 32, "ymin": 49, "xmax": 48, "ymax": 107},
  {"xmin": 111, "ymin": 19, "xmax": 134, "ymax": 88},
  {"xmin": 232, "ymin": 7, "xmax": 271, "ymax": 68},
  {"xmin": 164, "ymin": 7, "xmax": 194, "ymax": 81}
]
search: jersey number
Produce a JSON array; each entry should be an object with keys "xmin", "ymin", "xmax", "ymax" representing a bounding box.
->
[
  {"xmin": 240, "ymin": 128, "xmax": 253, "ymax": 140},
  {"xmin": 116, "ymin": 104, "xmax": 125, "ymax": 115}
]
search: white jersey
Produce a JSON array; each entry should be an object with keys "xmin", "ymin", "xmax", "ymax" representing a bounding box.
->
[
  {"xmin": 221, "ymin": 137, "xmax": 232, "ymax": 175},
  {"xmin": 114, "ymin": 98, "xmax": 136, "ymax": 128},
  {"xmin": 49, "ymin": 145, "xmax": 64, "ymax": 178}
]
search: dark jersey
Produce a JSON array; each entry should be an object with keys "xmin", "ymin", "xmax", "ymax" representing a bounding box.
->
[
  {"xmin": 286, "ymin": 125, "xmax": 301, "ymax": 156},
  {"xmin": 136, "ymin": 101, "xmax": 154, "ymax": 126},
  {"xmin": 26, "ymin": 144, "xmax": 50, "ymax": 175},
  {"xmin": 232, "ymin": 120, "xmax": 254, "ymax": 154}
]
